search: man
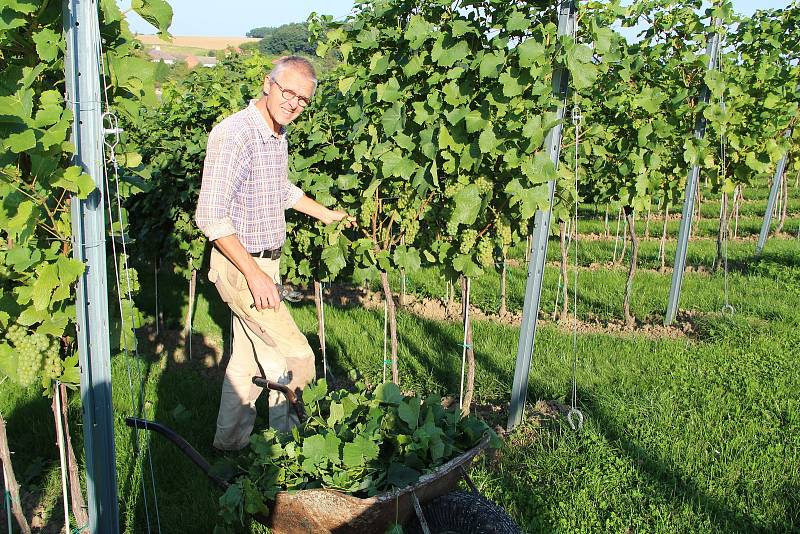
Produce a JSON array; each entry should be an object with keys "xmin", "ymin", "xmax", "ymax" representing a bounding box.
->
[{"xmin": 195, "ymin": 56, "xmax": 349, "ymax": 451}]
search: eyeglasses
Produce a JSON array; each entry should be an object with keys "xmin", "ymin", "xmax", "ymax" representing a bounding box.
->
[{"xmin": 269, "ymin": 79, "xmax": 311, "ymax": 108}]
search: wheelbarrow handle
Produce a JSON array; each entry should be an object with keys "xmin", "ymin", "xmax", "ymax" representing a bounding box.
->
[
  {"xmin": 251, "ymin": 377, "xmax": 305, "ymax": 422},
  {"xmin": 125, "ymin": 417, "xmax": 230, "ymax": 490}
]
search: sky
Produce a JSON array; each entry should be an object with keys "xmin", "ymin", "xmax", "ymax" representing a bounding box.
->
[{"xmin": 118, "ymin": 0, "xmax": 792, "ymax": 36}]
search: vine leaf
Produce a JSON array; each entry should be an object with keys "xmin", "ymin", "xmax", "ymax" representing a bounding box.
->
[
  {"xmin": 32, "ymin": 28, "xmax": 61, "ymax": 62},
  {"xmin": 451, "ymin": 185, "xmax": 482, "ymax": 226},
  {"xmin": 131, "ymin": 0, "xmax": 173, "ymax": 38}
]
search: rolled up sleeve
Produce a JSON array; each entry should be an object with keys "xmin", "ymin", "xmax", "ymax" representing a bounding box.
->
[
  {"xmin": 283, "ymin": 180, "xmax": 304, "ymax": 210},
  {"xmin": 195, "ymin": 125, "xmax": 250, "ymax": 241}
]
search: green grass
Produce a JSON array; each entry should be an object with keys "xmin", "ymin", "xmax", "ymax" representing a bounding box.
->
[{"xmin": 1, "ymin": 226, "xmax": 798, "ymax": 532}]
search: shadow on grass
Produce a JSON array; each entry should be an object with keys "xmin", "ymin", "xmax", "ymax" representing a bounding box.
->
[{"xmin": 579, "ymin": 389, "xmax": 786, "ymax": 533}]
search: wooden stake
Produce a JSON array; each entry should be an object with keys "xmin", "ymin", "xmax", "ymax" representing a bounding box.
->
[
  {"xmin": 314, "ymin": 281, "xmax": 327, "ymax": 380},
  {"xmin": 184, "ymin": 268, "xmax": 197, "ymax": 358},
  {"xmin": 499, "ymin": 255, "xmax": 508, "ymax": 316},
  {"xmin": 380, "ymin": 272, "xmax": 399, "ymax": 384},
  {"xmin": 659, "ymin": 202, "xmax": 670, "ymax": 270},
  {"xmin": 623, "ymin": 206, "xmax": 639, "ymax": 328},
  {"xmin": 460, "ymin": 277, "xmax": 475, "ymax": 417}
]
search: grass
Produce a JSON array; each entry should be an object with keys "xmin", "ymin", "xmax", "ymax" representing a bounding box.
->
[{"xmin": 1, "ymin": 217, "xmax": 798, "ymax": 532}]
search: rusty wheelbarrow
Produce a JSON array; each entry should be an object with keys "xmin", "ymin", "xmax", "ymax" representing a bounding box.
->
[{"xmin": 125, "ymin": 377, "xmax": 522, "ymax": 534}]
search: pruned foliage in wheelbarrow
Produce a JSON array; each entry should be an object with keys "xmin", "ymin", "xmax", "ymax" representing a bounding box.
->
[{"xmin": 217, "ymin": 378, "xmax": 501, "ymax": 528}]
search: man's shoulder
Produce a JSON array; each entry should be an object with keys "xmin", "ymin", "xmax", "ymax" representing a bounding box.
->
[{"xmin": 209, "ymin": 107, "xmax": 256, "ymax": 143}]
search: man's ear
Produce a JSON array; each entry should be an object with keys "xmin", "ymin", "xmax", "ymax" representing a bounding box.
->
[{"xmin": 262, "ymin": 76, "xmax": 270, "ymax": 95}]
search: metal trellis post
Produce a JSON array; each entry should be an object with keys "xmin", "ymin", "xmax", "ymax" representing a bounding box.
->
[
  {"xmin": 507, "ymin": 0, "xmax": 576, "ymax": 432},
  {"xmin": 64, "ymin": 0, "xmax": 120, "ymax": 531},
  {"xmin": 756, "ymin": 129, "xmax": 792, "ymax": 257},
  {"xmin": 664, "ymin": 20, "xmax": 720, "ymax": 326}
]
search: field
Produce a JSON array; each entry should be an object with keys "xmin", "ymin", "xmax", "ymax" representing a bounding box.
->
[
  {"xmin": 2, "ymin": 181, "xmax": 798, "ymax": 533},
  {"xmin": 135, "ymin": 34, "xmax": 260, "ymax": 50}
]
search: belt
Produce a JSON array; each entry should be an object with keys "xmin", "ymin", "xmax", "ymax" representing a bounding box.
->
[{"xmin": 250, "ymin": 247, "xmax": 282, "ymax": 260}]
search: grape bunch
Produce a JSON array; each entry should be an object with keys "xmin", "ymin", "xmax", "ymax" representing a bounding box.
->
[
  {"xmin": 496, "ymin": 218, "xmax": 512, "ymax": 248},
  {"xmin": 475, "ymin": 176, "xmax": 493, "ymax": 194},
  {"xmin": 459, "ymin": 229, "xmax": 478, "ymax": 254},
  {"xmin": 359, "ymin": 194, "xmax": 376, "ymax": 229},
  {"xmin": 7, "ymin": 328, "xmax": 48, "ymax": 387},
  {"xmin": 403, "ymin": 217, "xmax": 419, "ymax": 243},
  {"xmin": 444, "ymin": 182, "xmax": 465, "ymax": 199},
  {"xmin": 42, "ymin": 339, "xmax": 63, "ymax": 380},
  {"xmin": 477, "ymin": 237, "xmax": 495, "ymax": 268},
  {"xmin": 119, "ymin": 265, "xmax": 140, "ymax": 293},
  {"xmin": 446, "ymin": 220, "xmax": 460, "ymax": 236}
]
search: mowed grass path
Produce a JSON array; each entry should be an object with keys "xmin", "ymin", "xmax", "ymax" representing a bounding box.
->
[{"xmin": 1, "ymin": 232, "xmax": 798, "ymax": 532}]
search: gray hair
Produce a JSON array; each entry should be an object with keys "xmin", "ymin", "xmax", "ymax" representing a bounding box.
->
[{"xmin": 269, "ymin": 56, "xmax": 317, "ymax": 90}]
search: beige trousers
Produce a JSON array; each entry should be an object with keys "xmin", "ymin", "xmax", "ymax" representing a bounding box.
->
[{"xmin": 208, "ymin": 247, "xmax": 315, "ymax": 450}]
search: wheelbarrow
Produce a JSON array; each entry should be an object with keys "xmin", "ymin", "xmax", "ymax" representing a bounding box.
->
[{"xmin": 125, "ymin": 377, "xmax": 522, "ymax": 534}]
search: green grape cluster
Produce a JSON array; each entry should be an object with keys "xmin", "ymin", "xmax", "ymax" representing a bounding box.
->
[
  {"xmin": 43, "ymin": 339, "xmax": 63, "ymax": 380},
  {"xmin": 459, "ymin": 229, "xmax": 478, "ymax": 254},
  {"xmin": 475, "ymin": 177, "xmax": 493, "ymax": 194},
  {"xmin": 477, "ymin": 237, "xmax": 494, "ymax": 268},
  {"xmin": 403, "ymin": 217, "xmax": 419, "ymax": 243},
  {"xmin": 4, "ymin": 323, "xmax": 25, "ymax": 345},
  {"xmin": 119, "ymin": 265, "xmax": 140, "ymax": 293},
  {"xmin": 446, "ymin": 220, "xmax": 459, "ymax": 235},
  {"xmin": 8, "ymin": 328, "xmax": 48, "ymax": 387},
  {"xmin": 359, "ymin": 195, "xmax": 376, "ymax": 228},
  {"xmin": 497, "ymin": 219, "xmax": 512, "ymax": 247},
  {"xmin": 444, "ymin": 182, "xmax": 465, "ymax": 198}
]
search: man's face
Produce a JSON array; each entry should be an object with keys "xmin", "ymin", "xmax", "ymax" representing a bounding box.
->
[{"xmin": 262, "ymin": 68, "xmax": 315, "ymax": 130}]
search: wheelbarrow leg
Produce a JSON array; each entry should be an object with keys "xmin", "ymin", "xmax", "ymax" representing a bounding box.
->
[
  {"xmin": 459, "ymin": 466, "xmax": 479, "ymax": 493},
  {"xmin": 412, "ymin": 492, "xmax": 432, "ymax": 534}
]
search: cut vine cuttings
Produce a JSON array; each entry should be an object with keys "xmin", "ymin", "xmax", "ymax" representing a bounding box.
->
[{"xmin": 217, "ymin": 379, "xmax": 501, "ymax": 526}]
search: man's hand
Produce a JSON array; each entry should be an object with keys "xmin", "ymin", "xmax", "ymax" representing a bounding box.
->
[
  {"xmin": 291, "ymin": 195, "xmax": 355, "ymax": 227},
  {"xmin": 246, "ymin": 269, "xmax": 282, "ymax": 310},
  {"xmin": 326, "ymin": 209, "xmax": 356, "ymax": 227}
]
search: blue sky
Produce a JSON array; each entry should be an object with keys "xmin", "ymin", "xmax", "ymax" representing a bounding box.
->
[{"xmin": 118, "ymin": 1, "xmax": 791, "ymax": 36}]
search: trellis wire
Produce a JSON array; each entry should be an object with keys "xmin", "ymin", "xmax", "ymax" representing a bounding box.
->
[
  {"xmin": 567, "ymin": 100, "xmax": 583, "ymax": 432},
  {"xmin": 98, "ymin": 23, "xmax": 161, "ymax": 529},
  {"xmin": 718, "ymin": 50, "xmax": 734, "ymax": 317}
]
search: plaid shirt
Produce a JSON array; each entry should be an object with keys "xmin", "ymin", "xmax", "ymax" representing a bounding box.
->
[{"xmin": 195, "ymin": 100, "xmax": 304, "ymax": 252}]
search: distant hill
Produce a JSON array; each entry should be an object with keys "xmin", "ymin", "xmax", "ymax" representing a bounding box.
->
[{"xmin": 136, "ymin": 35, "xmax": 260, "ymax": 50}]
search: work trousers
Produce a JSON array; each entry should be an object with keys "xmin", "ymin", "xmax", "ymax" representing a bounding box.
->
[{"xmin": 208, "ymin": 247, "xmax": 315, "ymax": 450}]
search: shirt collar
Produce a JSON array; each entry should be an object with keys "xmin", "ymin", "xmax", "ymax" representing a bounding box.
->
[{"xmin": 247, "ymin": 99, "xmax": 285, "ymax": 141}]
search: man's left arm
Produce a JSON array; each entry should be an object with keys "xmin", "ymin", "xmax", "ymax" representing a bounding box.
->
[{"xmin": 291, "ymin": 195, "xmax": 352, "ymax": 225}]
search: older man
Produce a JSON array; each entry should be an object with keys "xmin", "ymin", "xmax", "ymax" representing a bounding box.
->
[{"xmin": 195, "ymin": 56, "xmax": 349, "ymax": 450}]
